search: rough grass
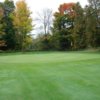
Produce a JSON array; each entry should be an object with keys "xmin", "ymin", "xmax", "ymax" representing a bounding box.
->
[{"xmin": 0, "ymin": 51, "xmax": 100, "ymax": 100}]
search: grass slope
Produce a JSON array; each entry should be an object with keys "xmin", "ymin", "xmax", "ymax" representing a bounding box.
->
[{"xmin": 0, "ymin": 52, "xmax": 100, "ymax": 100}]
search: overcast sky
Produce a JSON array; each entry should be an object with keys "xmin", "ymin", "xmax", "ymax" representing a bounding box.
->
[
  {"xmin": 0, "ymin": 0, "xmax": 88, "ymax": 15},
  {"xmin": 25, "ymin": 0, "xmax": 88, "ymax": 13},
  {"xmin": 0, "ymin": 0, "xmax": 89, "ymax": 36}
]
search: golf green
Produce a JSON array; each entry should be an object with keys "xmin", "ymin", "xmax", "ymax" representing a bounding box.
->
[{"xmin": 0, "ymin": 52, "xmax": 100, "ymax": 100}]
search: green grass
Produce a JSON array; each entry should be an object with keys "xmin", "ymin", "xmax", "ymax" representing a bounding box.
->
[{"xmin": 0, "ymin": 51, "xmax": 100, "ymax": 100}]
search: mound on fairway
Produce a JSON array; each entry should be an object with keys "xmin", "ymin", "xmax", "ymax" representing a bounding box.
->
[{"xmin": 0, "ymin": 52, "xmax": 100, "ymax": 100}]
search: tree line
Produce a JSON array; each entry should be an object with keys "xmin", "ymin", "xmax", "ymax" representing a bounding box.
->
[
  {"xmin": 34, "ymin": 0, "xmax": 100, "ymax": 51},
  {"xmin": 0, "ymin": 0, "xmax": 100, "ymax": 51},
  {"xmin": 0, "ymin": 0, "xmax": 32, "ymax": 51}
]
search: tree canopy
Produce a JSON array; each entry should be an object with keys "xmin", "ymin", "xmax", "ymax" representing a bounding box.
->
[
  {"xmin": 0, "ymin": 0, "xmax": 99, "ymax": 51},
  {"xmin": 0, "ymin": 0, "xmax": 33, "ymax": 51}
]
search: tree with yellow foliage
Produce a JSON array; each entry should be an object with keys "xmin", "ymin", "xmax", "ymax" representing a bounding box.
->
[{"xmin": 13, "ymin": 0, "xmax": 33, "ymax": 51}]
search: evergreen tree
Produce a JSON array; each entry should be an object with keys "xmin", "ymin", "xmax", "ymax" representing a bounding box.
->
[{"xmin": 2, "ymin": 0, "xmax": 16, "ymax": 50}]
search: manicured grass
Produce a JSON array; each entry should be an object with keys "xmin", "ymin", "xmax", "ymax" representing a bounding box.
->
[{"xmin": 0, "ymin": 51, "xmax": 100, "ymax": 100}]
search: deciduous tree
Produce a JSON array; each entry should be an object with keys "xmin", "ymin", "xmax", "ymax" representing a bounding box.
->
[
  {"xmin": 13, "ymin": 0, "xmax": 33, "ymax": 50},
  {"xmin": 52, "ymin": 3, "xmax": 75, "ymax": 50},
  {"xmin": 72, "ymin": 2, "xmax": 86, "ymax": 49},
  {"xmin": 36, "ymin": 8, "xmax": 52, "ymax": 35}
]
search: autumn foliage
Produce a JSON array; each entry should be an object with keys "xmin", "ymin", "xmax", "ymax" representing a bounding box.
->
[
  {"xmin": 58, "ymin": 3, "xmax": 75, "ymax": 16},
  {"xmin": 0, "ymin": 40, "xmax": 6, "ymax": 47}
]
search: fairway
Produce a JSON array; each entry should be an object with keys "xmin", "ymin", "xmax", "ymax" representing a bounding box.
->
[{"xmin": 0, "ymin": 52, "xmax": 100, "ymax": 100}]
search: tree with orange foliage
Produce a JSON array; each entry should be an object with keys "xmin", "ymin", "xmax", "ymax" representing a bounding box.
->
[
  {"xmin": 52, "ymin": 2, "xmax": 87, "ymax": 50},
  {"xmin": 58, "ymin": 3, "xmax": 75, "ymax": 17},
  {"xmin": 52, "ymin": 3, "xmax": 76, "ymax": 50}
]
